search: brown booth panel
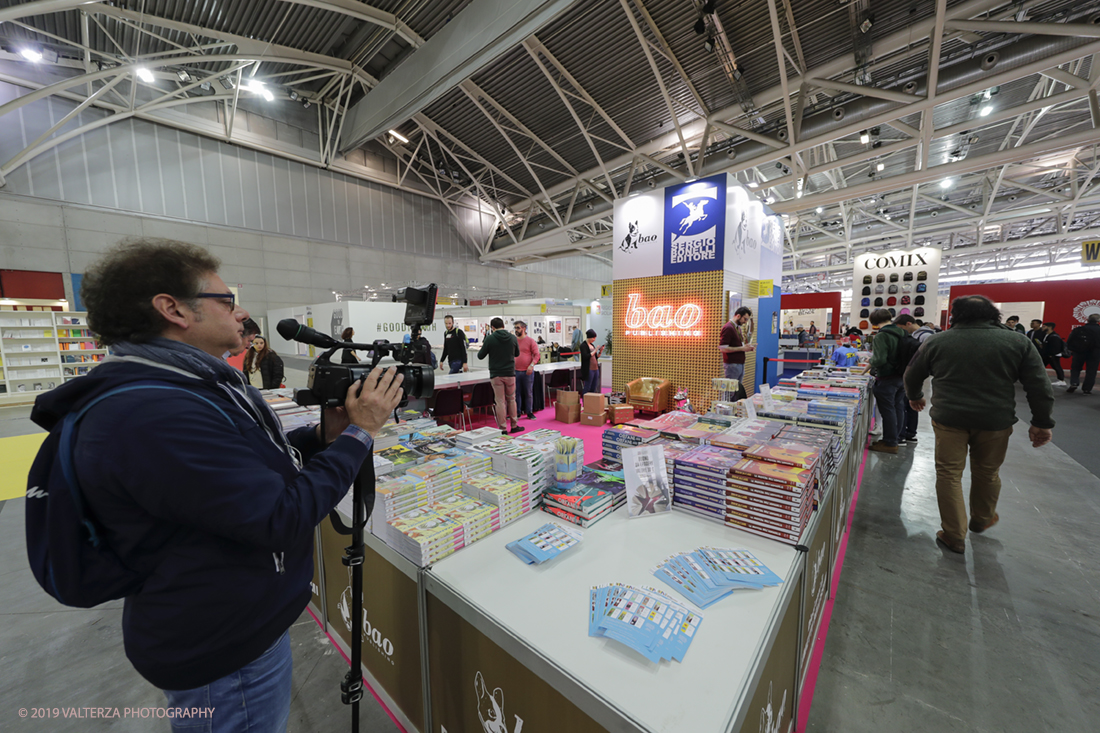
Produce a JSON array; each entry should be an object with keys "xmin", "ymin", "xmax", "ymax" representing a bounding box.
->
[
  {"xmin": 737, "ymin": 577, "xmax": 801, "ymax": 733},
  {"xmin": 426, "ymin": 591, "xmax": 608, "ymax": 733},
  {"xmin": 799, "ymin": 490, "xmax": 834, "ymax": 685},
  {"xmin": 320, "ymin": 522, "xmax": 424, "ymax": 732}
]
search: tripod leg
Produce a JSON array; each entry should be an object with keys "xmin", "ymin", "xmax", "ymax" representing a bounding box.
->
[{"xmin": 339, "ymin": 455, "xmax": 375, "ymax": 733}]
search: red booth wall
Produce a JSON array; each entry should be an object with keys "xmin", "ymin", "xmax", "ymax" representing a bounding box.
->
[
  {"xmin": 1, "ymin": 270, "xmax": 65, "ymax": 300},
  {"xmin": 780, "ymin": 292, "xmax": 843, "ymax": 335},
  {"xmin": 948, "ymin": 278, "xmax": 1100, "ymax": 334}
]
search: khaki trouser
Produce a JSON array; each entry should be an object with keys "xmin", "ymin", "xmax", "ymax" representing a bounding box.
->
[
  {"xmin": 931, "ymin": 420, "xmax": 1013, "ymax": 543},
  {"xmin": 490, "ymin": 376, "xmax": 517, "ymax": 430}
]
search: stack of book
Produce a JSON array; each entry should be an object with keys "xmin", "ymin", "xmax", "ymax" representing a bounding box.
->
[
  {"xmin": 373, "ymin": 454, "xmax": 395, "ymax": 477},
  {"xmin": 381, "ymin": 508, "xmax": 465, "ymax": 565},
  {"xmin": 376, "ymin": 444, "xmax": 426, "ymax": 473},
  {"xmin": 405, "ymin": 459, "xmax": 464, "ymax": 501},
  {"xmin": 430, "ymin": 494, "xmax": 500, "ymax": 545},
  {"xmin": 574, "ymin": 463, "xmax": 627, "ymax": 512},
  {"xmin": 710, "ymin": 418, "xmax": 785, "ymax": 451},
  {"xmin": 602, "ymin": 425, "xmax": 659, "ymax": 464},
  {"xmin": 445, "ymin": 450, "xmax": 492, "ymax": 479},
  {"xmin": 374, "ymin": 474, "xmax": 431, "ymax": 523},
  {"xmin": 669, "ymin": 445, "xmax": 745, "ymax": 522},
  {"xmin": 478, "ymin": 439, "xmax": 556, "ymax": 498},
  {"xmin": 463, "ymin": 471, "xmax": 536, "ymax": 526},
  {"xmin": 514, "ymin": 428, "xmax": 563, "ymax": 446},
  {"xmin": 541, "ymin": 476, "xmax": 617, "ymax": 528},
  {"xmin": 455, "ymin": 426, "xmax": 507, "ymax": 448},
  {"xmin": 725, "ymin": 454, "xmax": 816, "ymax": 545},
  {"xmin": 632, "ymin": 411, "xmax": 699, "ymax": 436}
]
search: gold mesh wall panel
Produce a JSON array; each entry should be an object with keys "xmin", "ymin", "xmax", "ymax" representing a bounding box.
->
[{"xmin": 613, "ymin": 271, "xmax": 726, "ymax": 413}]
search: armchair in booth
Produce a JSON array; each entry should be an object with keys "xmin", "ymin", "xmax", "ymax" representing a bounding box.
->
[{"xmin": 625, "ymin": 378, "xmax": 672, "ymax": 415}]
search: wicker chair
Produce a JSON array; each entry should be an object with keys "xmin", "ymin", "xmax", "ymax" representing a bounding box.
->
[{"xmin": 625, "ymin": 377, "xmax": 672, "ymax": 415}]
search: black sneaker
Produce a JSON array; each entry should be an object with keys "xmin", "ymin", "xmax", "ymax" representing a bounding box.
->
[
  {"xmin": 509, "ymin": 425, "xmax": 525, "ymax": 434},
  {"xmin": 903, "ymin": 435, "xmax": 918, "ymax": 443},
  {"xmin": 1066, "ymin": 385, "xmax": 1078, "ymax": 393},
  {"xmin": 1084, "ymin": 390, "xmax": 1093, "ymax": 395},
  {"xmin": 525, "ymin": 413, "xmax": 536, "ymax": 420}
]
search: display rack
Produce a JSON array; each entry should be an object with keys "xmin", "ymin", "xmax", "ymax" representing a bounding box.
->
[{"xmin": 0, "ymin": 310, "xmax": 104, "ymax": 404}]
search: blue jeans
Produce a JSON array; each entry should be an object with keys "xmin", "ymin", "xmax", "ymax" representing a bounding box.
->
[
  {"xmin": 448, "ymin": 360, "xmax": 464, "ymax": 374},
  {"xmin": 872, "ymin": 377, "xmax": 907, "ymax": 447},
  {"xmin": 723, "ymin": 363, "xmax": 745, "ymax": 382},
  {"xmin": 516, "ymin": 371, "xmax": 535, "ymax": 415},
  {"xmin": 583, "ymin": 370, "xmax": 600, "ymax": 395},
  {"xmin": 162, "ymin": 630, "xmax": 292, "ymax": 733}
]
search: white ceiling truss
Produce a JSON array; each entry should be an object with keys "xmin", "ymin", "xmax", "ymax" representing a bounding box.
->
[{"xmin": 1, "ymin": 0, "xmax": 1100, "ymax": 286}]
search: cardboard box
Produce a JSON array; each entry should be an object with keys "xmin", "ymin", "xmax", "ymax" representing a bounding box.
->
[
  {"xmin": 555, "ymin": 403, "xmax": 581, "ymax": 424},
  {"xmin": 583, "ymin": 393, "xmax": 607, "ymax": 414},
  {"xmin": 580, "ymin": 410, "xmax": 607, "ymax": 427},
  {"xmin": 609, "ymin": 404, "xmax": 635, "ymax": 424},
  {"xmin": 556, "ymin": 390, "xmax": 580, "ymax": 406}
]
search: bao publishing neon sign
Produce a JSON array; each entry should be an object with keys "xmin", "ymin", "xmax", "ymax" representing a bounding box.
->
[{"xmin": 624, "ymin": 293, "xmax": 704, "ymax": 337}]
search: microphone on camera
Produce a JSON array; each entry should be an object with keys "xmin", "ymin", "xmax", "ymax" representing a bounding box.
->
[{"xmin": 277, "ymin": 318, "xmax": 339, "ymax": 348}]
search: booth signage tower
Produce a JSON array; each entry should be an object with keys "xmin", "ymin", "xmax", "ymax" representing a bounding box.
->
[{"xmin": 611, "ymin": 173, "xmax": 785, "ymax": 408}]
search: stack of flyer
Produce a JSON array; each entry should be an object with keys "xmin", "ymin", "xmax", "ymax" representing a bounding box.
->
[
  {"xmin": 506, "ymin": 522, "xmax": 582, "ymax": 565},
  {"xmin": 601, "ymin": 425, "xmax": 659, "ymax": 464},
  {"xmin": 463, "ymin": 471, "xmax": 536, "ymax": 526},
  {"xmin": 381, "ymin": 508, "xmax": 465, "ymax": 565},
  {"xmin": 554, "ymin": 436, "xmax": 586, "ymax": 490},
  {"xmin": 431, "ymin": 494, "xmax": 500, "ymax": 545},
  {"xmin": 455, "ymin": 426, "xmax": 506, "ymax": 449},
  {"xmin": 652, "ymin": 547, "xmax": 782, "ymax": 607},
  {"xmin": 589, "ymin": 583, "xmax": 702, "ymax": 664}
]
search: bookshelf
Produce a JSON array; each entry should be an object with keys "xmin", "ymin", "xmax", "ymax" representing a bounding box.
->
[{"xmin": 0, "ymin": 311, "xmax": 105, "ymax": 404}]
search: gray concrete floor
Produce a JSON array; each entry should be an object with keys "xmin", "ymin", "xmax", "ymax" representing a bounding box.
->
[
  {"xmin": 2, "ymin": 385, "xmax": 1097, "ymax": 732},
  {"xmin": 805, "ymin": 386, "xmax": 1100, "ymax": 732}
]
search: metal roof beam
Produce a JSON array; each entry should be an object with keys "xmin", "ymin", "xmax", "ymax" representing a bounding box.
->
[
  {"xmin": 275, "ymin": 0, "xmax": 424, "ymax": 47},
  {"xmin": 944, "ymin": 20, "xmax": 1100, "ymax": 39},
  {"xmin": 339, "ymin": 0, "xmax": 574, "ymax": 151}
]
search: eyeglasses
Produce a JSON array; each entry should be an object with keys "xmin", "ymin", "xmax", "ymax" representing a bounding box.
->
[{"xmin": 194, "ymin": 292, "xmax": 236, "ymax": 310}]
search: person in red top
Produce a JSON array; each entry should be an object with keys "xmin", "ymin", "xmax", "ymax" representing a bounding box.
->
[
  {"xmin": 719, "ymin": 306, "xmax": 755, "ymax": 383},
  {"xmin": 513, "ymin": 320, "xmax": 541, "ymax": 419}
]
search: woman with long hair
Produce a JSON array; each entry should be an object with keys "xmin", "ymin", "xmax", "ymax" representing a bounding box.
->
[
  {"xmin": 340, "ymin": 326, "xmax": 359, "ymax": 363},
  {"xmin": 242, "ymin": 336, "xmax": 285, "ymax": 390}
]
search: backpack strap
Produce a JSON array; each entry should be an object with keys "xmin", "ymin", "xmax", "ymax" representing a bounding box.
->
[{"xmin": 58, "ymin": 383, "xmax": 236, "ymax": 549}]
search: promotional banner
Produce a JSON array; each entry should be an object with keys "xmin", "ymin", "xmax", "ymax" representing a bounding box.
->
[
  {"xmin": 850, "ymin": 246, "xmax": 941, "ymax": 331},
  {"xmin": 612, "ymin": 173, "xmax": 783, "ymax": 281}
]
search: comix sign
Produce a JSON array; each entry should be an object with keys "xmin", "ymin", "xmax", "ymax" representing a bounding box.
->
[{"xmin": 664, "ymin": 174, "xmax": 726, "ymax": 275}]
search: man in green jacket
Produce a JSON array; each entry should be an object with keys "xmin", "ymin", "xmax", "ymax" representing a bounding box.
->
[
  {"xmin": 866, "ymin": 309, "xmax": 908, "ymax": 454},
  {"xmin": 905, "ymin": 295, "xmax": 1054, "ymax": 554},
  {"xmin": 478, "ymin": 317, "xmax": 523, "ymax": 435}
]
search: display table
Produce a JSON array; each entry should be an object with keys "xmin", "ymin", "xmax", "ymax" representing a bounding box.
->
[{"xmin": 309, "ymin": 404, "xmax": 870, "ymax": 733}]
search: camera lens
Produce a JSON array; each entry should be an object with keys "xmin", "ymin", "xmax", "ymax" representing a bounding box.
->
[{"xmin": 399, "ymin": 364, "xmax": 435, "ymax": 399}]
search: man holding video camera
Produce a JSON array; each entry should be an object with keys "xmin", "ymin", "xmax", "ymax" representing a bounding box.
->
[{"xmin": 28, "ymin": 239, "xmax": 404, "ymax": 732}]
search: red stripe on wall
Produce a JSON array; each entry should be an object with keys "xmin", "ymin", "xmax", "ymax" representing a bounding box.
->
[{"xmin": 0, "ymin": 270, "xmax": 65, "ymax": 300}]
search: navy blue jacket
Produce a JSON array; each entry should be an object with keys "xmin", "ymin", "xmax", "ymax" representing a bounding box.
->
[{"xmin": 30, "ymin": 357, "xmax": 370, "ymax": 690}]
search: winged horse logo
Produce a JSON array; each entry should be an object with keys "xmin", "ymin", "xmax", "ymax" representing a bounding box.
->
[{"xmin": 678, "ymin": 199, "xmax": 709, "ymax": 233}]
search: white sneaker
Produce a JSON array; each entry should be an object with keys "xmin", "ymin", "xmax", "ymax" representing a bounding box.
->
[{"xmin": 1052, "ymin": 381, "xmax": 1067, "ymax": 387}]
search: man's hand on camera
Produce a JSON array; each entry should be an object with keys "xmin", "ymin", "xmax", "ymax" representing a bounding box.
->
[{"xmin": 345, "ymin": 366, "xmax": 404, "ymax": 437}]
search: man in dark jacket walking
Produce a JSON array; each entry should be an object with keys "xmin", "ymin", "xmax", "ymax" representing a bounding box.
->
[
  {"xmin": 478, "ymin": 317, "xmax": 523, "ymax": 434},
  {"xmin": 1066, "ymin": 313, "xmax": 1100, "ymax": 394},
  {"xmin": 27, "ymin": 239, "xmax": 404, "ymax": 731},
  {"xmin": 1038, "ymin": 322, "xmax": 1066, "ymax": 386},
  {"xmin": 905, "ymin": 295, "xmax": 1054, "ymax": 554},
  {"xmin": 865, "ymin": 309, "xmax": 908, "ymax": 453},
  {"xmin": 440, "ymin": 314, "xmax": 469, "ymax": 374}
]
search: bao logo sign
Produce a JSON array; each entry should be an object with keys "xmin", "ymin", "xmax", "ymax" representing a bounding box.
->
[
  {"xmin": 619, "ymin": 220, "xmax": 657, "ymax": 252},
  {"xmin": 664, "ymin": 174, "xmax": 726, "ymax": 275}
]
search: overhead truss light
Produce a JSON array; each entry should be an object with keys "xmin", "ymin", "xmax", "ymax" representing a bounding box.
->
[
  {"xmin": 135, "ymin": 67, "xmax": 155, "ymax": 83},
  {"xmin": 19, "ymin": 47, "xmax": 43, "ymax": 63},
  {"xmin": 940, "ymin": 178, "xmax": 954, "ymax": 190},
  {"xmin": 859, "ymin": 130, "xmax": 870, "ymax": 144},
  {"xmin": 219, "ymin": 76, "xmax": 235, "ymax": 90},
  {"xmin": 979, "ymin": 106, "xmax": 992, "ymax": 117},
  {"xmin": 242, "ymin": 79, "xmax": 274, "ymax": 101},
  {"xmin": 876, "ymin": 162, "xmax": 885, "ymax": 172},
  {"xmin": 388, "ymin": 129, "xmax": 409, "ymax": 144},
  {"xmin": 815, "ymin": 207, "xmax": 824, "ymax": 214},
  {"xmin": 176, "ymin": 69, "xmax": 192, "ymax": 83}
]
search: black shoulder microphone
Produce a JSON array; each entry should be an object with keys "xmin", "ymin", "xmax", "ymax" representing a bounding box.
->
[{"xmin": 277, "ymin": 318, "xmax": 339, "ymax": 348}]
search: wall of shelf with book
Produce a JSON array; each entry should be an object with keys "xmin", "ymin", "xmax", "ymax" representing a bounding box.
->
[{"xmin": 0, "ymin": 310, "xmax": 104, "ymax": 403}]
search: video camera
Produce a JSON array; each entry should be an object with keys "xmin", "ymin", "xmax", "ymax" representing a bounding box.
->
[{"xmin": 277, "ymin": 284, "xmax": 438, "ymax": 407}]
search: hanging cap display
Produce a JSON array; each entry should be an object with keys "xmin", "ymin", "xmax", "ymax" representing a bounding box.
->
[
  {"xmin": 917, "ymin": 271, "xmax": 928, "ymax": 280},
  {"xmin": 901, "ymin": 295, "xmax": 911, "ymax": 305},
  {"xmin": 887, "ymin": 296, "xmax": 897, "ymax": 306},
  {"xmin": 874, "ymin": 297, "xmax": 884, "ymax": 306},
  {"xmin": 889, "ymin": 273, "xmax": 899, "ymax": 282},
  {"xmin": 877, "ymin": 274, "xmax": 886, "ymax": 282},
  {"xmin": 862, "ymin": 286, "xmax": 871, "ymax": 295},
  {"xmin": 888, "ymin": 284, "xmax": 899, "ymax": 294},
  {"xmin": 903, "ymin": 272, "xmax": 914, "ymax": 281},
  {"xmin": 916, "ymin": 283, "xmax": 927, "ymax": 292},
  {"xmin": 914, "ymin": 307, "xmax": 925, "ymax": 317},
  {"xmin": 863, "ymin": 275, "xmax": 873, "ymax": 284},
  {"xmin": 861, "ymin": 297, "xmax": 871, "ymax": 306}
]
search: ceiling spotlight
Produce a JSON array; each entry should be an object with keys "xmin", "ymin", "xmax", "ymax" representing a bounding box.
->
[
  {"xmin": 388, "ymin": 129, "xmax": 409, "ymax": 144},
  {"xmin": 979, "ymin": 106, "xmax": 992, "ymax": 117},
  {"xmin": 200, "ymin": 81, "xmax": 212, "ymax": 91},
  {"xmin": 876, "ymin": 162, "xmax": 885, "ymax": 172},
  {"xmin": 816, "ymin": 206, "xmax": 824, "ymax": 214},
  {"xmin": 176, "ymin": 69, "xmax": 192, "ymax": 82},
  {"xmin": 694, "ymin": 17, "xmax": 706, "ymax": 35},
  {"xmin": 136, "ymin": 67, "xmax": 155, "ymax": 83},
  {"xmin": 940, "ymin": 178, "xmax": 954, "ymax": 190},
  {"xmin": 859, "ymin": 130, "xmax": 870, "ymax": 144},
  {"xmin": 19, "ymin": 48, "xmax": 43, "ymax": 63},
  {"xmin": 747, "ymin": 181, "xmax": 758, "ymax": 188},
  {"xmin": 585, "ymin": 202, "xmax": 593, "ymax": 210},
  {"xmin": 647, "ymin": 179, "xmax": 656, "ymax": 188},
  {"xmin": 288, "ymin": 90, "xmax": 299, "ymax": 101},
  {"xmin": 765, "ymin": 196, "xmax": 776, "ymax": 204},
  {"xmin": 701, "ymin": 0, "xmax": 716, "ymax": 12},
  {"xmin": 302, "ymin": 99, "xmax": 312, "ymax": 109},
  {"xmin": 704, "ymin": 38, "xmax": 715, "ymax": 54},
  {"xmin": 219, "ymin": 76, "xmax": 235, "ymax": 90}
]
